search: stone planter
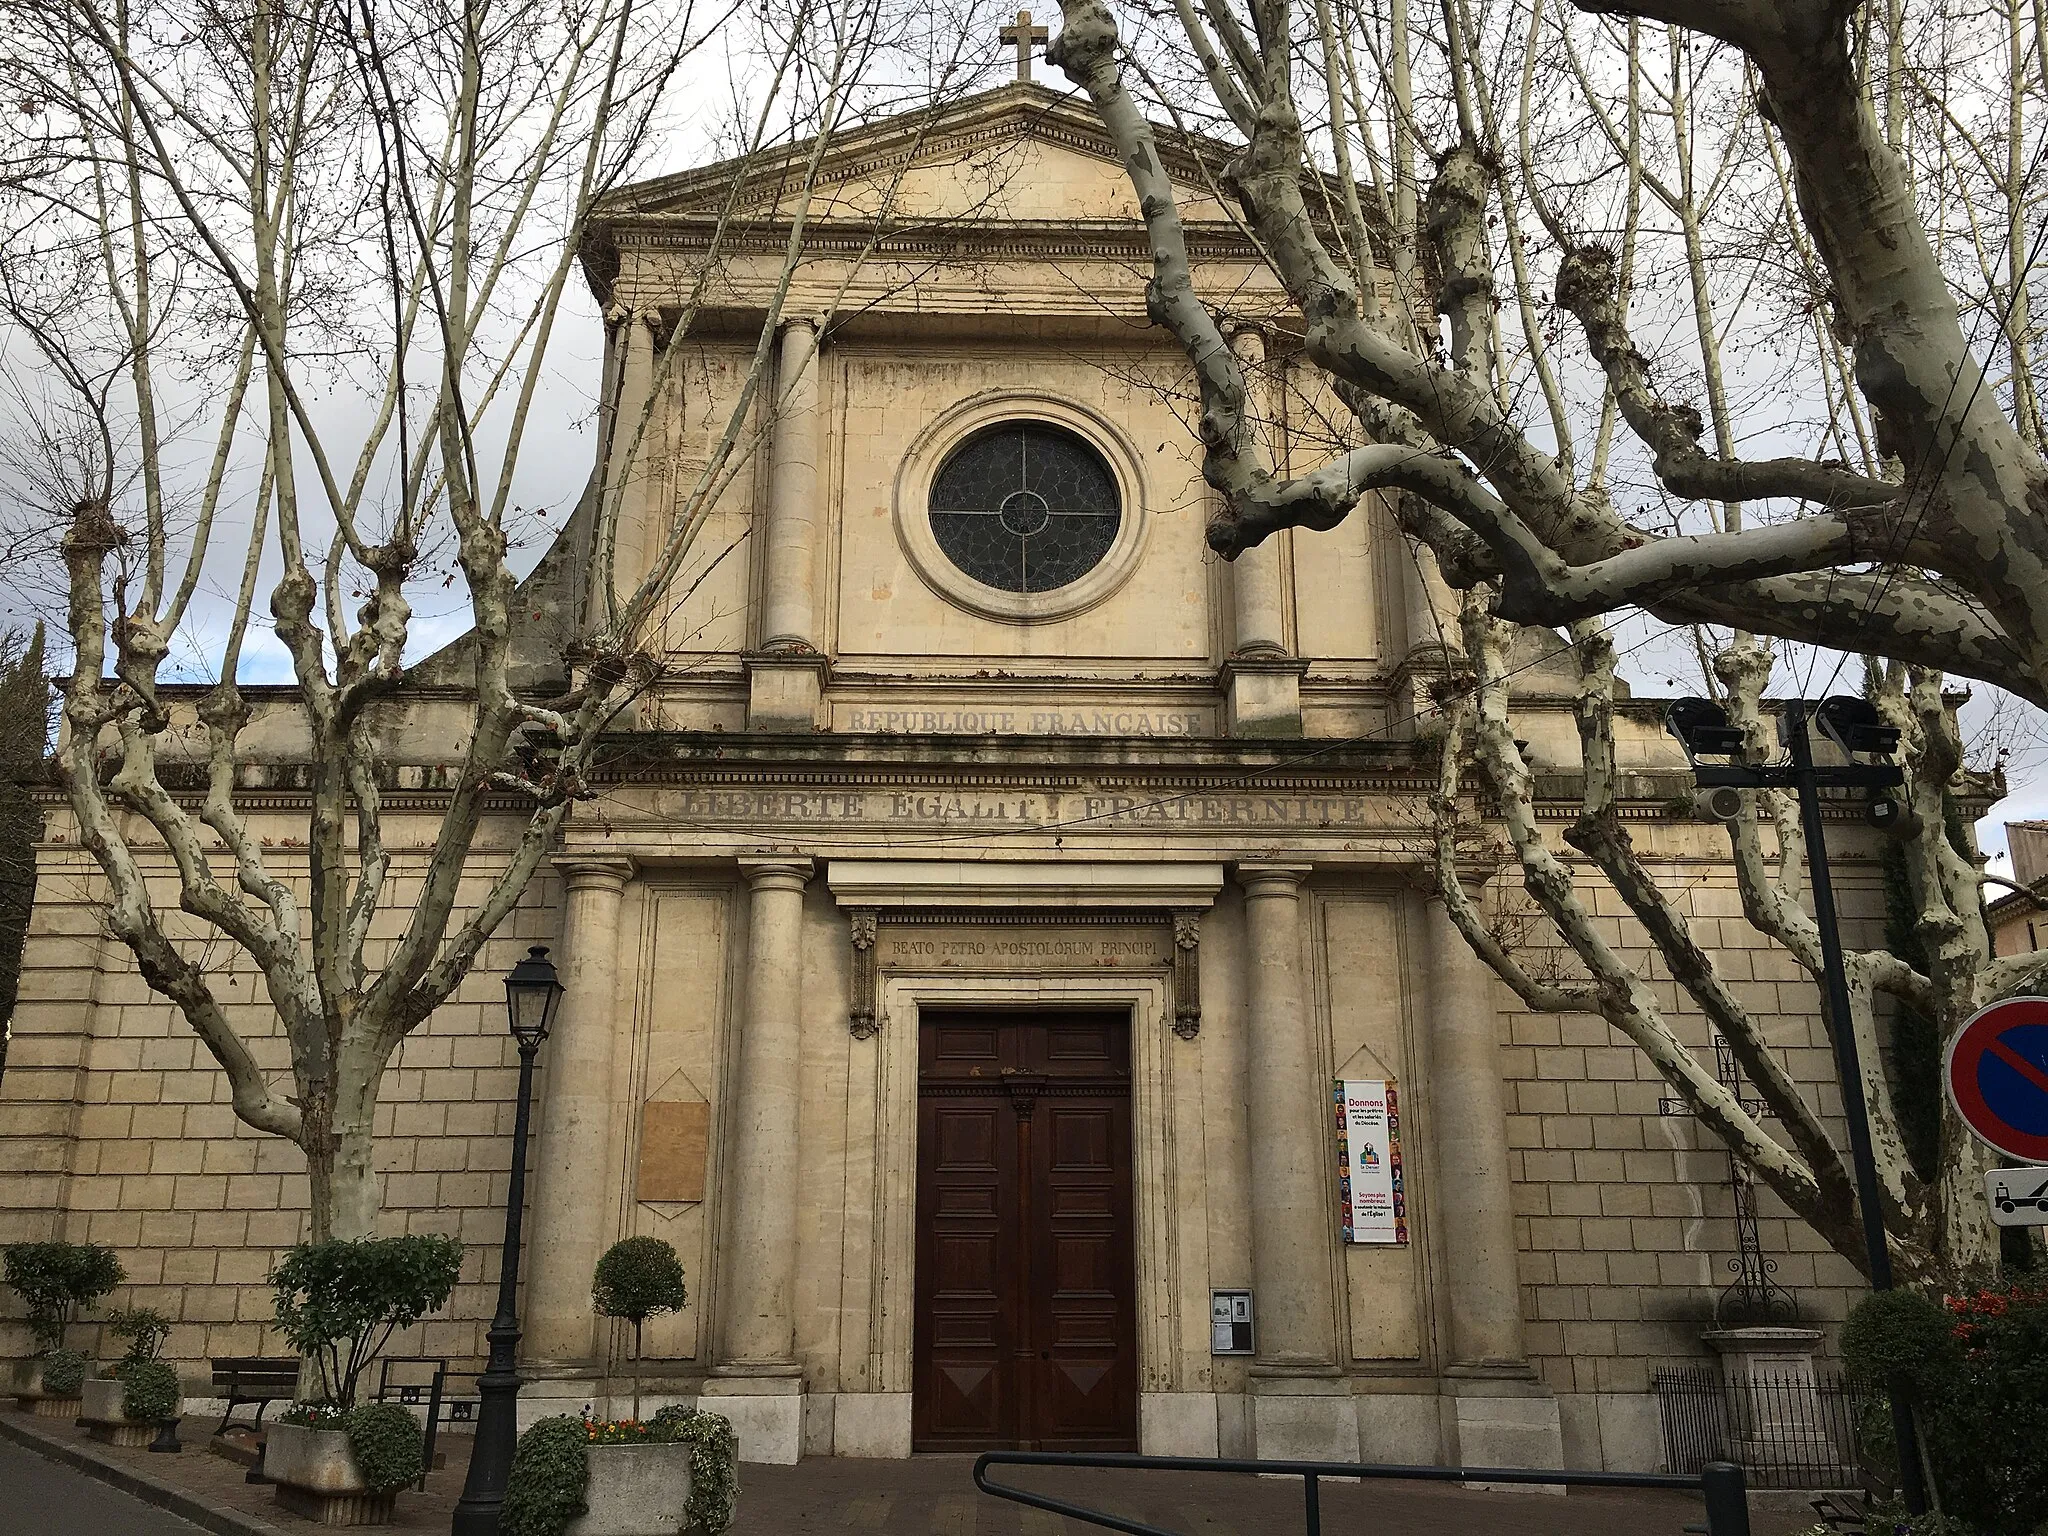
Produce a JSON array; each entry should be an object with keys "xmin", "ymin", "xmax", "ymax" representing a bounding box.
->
[
  {"xmin": 80, "ymin": 1376, "xmax": 174, "ymax": 1447},
  {"xmin": 263, "ymin": 1421, "xmax": 397, "ymax": 1527},
  {"xmin": 10, "ymin": 1358, "xmax": 82, "ymax": 1419},
  {"xmin": 565, "ymin": 1442, "xmax": 698, "ymax": 1536}
]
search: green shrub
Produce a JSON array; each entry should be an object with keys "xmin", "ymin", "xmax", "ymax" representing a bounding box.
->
[
  {"xmin": 1842, "ymin": 1288, "xmax": 1959, "ymax": 1396},
  {"xmin": 592, "ymin": 1238, "xmax": 689, "ymax": 1329},
  {"xmin": 649, "ymin": 1406, "xmax": 739, "ymax": 1535},
  {"xmin": 343, "ymin": 1401, "xmax": 425, "ymax": 1494},
  {"xmin": 39, "ymin": 1348, "xmax": 87, "ymax": 1396},
  {"xmin": 269, "ymin": 1235, "xmax": 462, "ymax": 1407},
  {"xmin": 105, "ymin": 1306, "xmax": 173, "ymax": 1364},
  {"xmin": 3, "ymin": 1242, "xmax": 124, "ymax": 1353},
  {"xmin": 501, "ymin": 1416, "xmax": 590, "ymax": 1536},
  {"xmin": 592, "ymin": 1237, "xmax": 687, "ymax": 1420},
  {"xmin": 1843, "ymin": 1284, "xmax": 2048, "ymax": 1536},
  {"xmin": 116, "ymin": 1359, "xmax": 180, "ymax": 1421}
]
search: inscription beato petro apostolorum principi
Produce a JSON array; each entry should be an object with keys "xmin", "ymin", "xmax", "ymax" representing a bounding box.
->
[{"xmin": 881, "ymin": 932, "xmax": 1168, "ymax": 965}]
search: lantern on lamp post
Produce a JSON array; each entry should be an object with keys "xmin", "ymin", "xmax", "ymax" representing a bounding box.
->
[{"xmin": 451, "ymin": 945, "xmax": 562, "ymax": 1536}]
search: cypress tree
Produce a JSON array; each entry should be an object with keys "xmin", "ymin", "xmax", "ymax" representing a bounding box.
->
[{"xmin": 0, "ymin": 623, "xmax": 49, "ymax": 1083}]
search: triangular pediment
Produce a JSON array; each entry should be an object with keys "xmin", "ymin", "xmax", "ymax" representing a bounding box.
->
[{"xmin": 597, "ymin": 82, "xmax": 1239, "ymax": 233}]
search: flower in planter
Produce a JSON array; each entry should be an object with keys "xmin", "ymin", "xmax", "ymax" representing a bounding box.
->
[{"xmin": 279, "ymin": 1401, "xmax": 349, "ymax": 1430}]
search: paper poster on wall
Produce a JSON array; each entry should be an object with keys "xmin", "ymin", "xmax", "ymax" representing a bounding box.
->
[{"xmin": 1334, "ymin": 1078, "xmax": 1408, "ymax": 1245}]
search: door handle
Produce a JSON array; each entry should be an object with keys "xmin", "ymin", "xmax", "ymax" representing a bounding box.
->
[{"xmin": 1040, "ymin": 1351, "xmax": 1050, "ymax": 1359}]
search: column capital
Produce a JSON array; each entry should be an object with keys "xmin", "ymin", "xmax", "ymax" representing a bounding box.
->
[
  {"xmin": 552, "ymin": 855, "xmax": 635, "ymax": 892},
  {"xmin": 777, "ymin": 314, "xmax": 819, "ymax": 340},
  {"xmin": 1415, "ymin": 861, "xmax": 1494, "ymax": 900},
  {"xmin": 1226, "ymin": 322, "xmax": 1267, "ymax": 358},
  {"xmin": 739, "ymin": 855, "xmax": 815, "ymax": 892},
  {"xmin": 1236, "ymin": 862, "xmax": 1312, "ymax": 897}
]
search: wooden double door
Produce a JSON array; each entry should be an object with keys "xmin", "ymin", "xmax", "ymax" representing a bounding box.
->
[{"xmin": 912, "ymin": 1010, "xmax": 1138, "ymax": 1451}]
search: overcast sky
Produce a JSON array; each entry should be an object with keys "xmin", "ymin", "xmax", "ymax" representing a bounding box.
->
[{"xmin": 4, "ymin": 24, "xmax": 2040, "ymax": 876}]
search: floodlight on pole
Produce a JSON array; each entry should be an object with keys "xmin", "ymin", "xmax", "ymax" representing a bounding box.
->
[{"xmin": 1665, "ymin": 696, "xmax": 1927, "ymax": 1515}]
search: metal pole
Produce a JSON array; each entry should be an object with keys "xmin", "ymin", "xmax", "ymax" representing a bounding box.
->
[
  {"xmin": 451, "ymin": 1038, "xmax": 541, "ymax": 1536},
  {"xmin": 1303, "ymin": 1472, "xmax": 1321, "ymax": 1536},
  {"xmin": 1700, "ymin": 1461, "xmax": 1751, "ymax": 1536},
  {"xmin": 1784, "ymin": 702, "xmax": 1927, "ymax": 1514}
]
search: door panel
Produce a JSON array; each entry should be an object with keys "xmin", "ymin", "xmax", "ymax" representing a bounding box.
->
[
  {"xmin": 914, "ymin": 1094, "xmax": 1015, "ymax": 1443},
  {"xmin": 913, "ymin": 1010, "xmax": 1137, "ymax": 1451}
]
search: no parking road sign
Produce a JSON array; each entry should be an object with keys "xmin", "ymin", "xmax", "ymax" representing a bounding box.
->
[{"xmin": 1946, "ymin": 997, "xmax": 2048, "ymax": 1163}]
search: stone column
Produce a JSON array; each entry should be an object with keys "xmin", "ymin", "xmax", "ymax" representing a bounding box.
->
[
  {"xmin": 1222, "ymin": 329, "xmax": 1304, "ymax": 737},
  {"xmin": 1238, "ymin": 864, "xmax": 1350, "ymax": 1460},
  {"xmin": 1423, "ymin": 889, "xmax": 1562, "ymax": 1476},
  {"xmin": 703, "ymin": 856, "xmax": 812, "ymax": 1464},
  {"xmin": 748, "ymin": 320, "xmax": 826, "ymax": 731},
  {"xmin": 524, "ymin": 858, "xmax": 633, "ymax": 1370}
]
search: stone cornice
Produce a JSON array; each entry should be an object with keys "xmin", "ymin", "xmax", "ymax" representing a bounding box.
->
[{"xmin": 608, "ymin": 215, "xmax": 1260, "ymax": 266}]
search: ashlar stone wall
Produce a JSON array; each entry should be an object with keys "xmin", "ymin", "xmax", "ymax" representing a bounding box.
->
[
  {"xmin": 0, "ymin": 810, "xmax": 554, "ymax": 1374},
  {"xmin": 1488, "ymin": 808, "xmax": 1886, "ymax": 1412}
]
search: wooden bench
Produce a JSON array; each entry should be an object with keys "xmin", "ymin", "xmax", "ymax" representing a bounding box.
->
[{"xmin": 210, "ymin": 1356, "xmax": 301, "ymax": 1434}]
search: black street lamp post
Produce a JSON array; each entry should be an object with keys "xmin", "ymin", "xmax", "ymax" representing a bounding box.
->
[
  {"xmin": 1667, "ymin": 696, "xmax": 1926, "ymax": 1514},
  {"xmin": 451, "ymin": 945, "xmax": 563, "ymax": 1536}
]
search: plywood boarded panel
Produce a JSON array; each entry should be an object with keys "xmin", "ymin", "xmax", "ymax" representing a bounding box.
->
[
  {"xmin": 637, "ymin": 1099, "xmax": 710, "ymax": 1203},
  {"xmin": 1320, "ymin": 895, "xmax": 1423, "ymax": 1361}
]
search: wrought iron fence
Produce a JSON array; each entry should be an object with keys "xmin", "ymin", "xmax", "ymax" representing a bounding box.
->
[{"xmin": 1655, "ymin": 1366, "xmax": 1875, "ymax": 1491}]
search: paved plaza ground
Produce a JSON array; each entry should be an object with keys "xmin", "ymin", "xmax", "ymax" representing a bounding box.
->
[{"xmin": 0, "ymin": 1407, "xmax": 1822, "ymax": 1536}]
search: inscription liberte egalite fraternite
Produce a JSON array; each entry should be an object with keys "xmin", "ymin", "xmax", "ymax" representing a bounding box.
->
[{"xmin": 653, "ymin": 787, "xmax": 1385, "ymax": 828}]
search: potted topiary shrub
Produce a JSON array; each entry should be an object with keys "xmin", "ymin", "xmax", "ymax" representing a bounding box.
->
[
  {"xmin": 501, "ymin": 1406, "xmax": 739, "ymax": 1536},
  {"xmin": 591, "ymin": 1237, "xmax": 688, "ymax": 1421},
  {"xmin": 261, "ymin": 1235, "xmax": 461, "ymax": 1526},
  {"xmin": 3, "ymin": 1242, "xmax": 124, "ymax": 1416},
  {"xmin": 81, "ymin": 1307, "xmax": 180, "ymax": 1447}
]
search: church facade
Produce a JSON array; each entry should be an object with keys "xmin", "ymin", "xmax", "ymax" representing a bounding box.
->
[{"xmin": 2, "ymin": 83, "xmax": 1876, "ymax": 1473}]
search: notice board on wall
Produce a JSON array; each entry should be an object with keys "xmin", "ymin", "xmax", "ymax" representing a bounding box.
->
[{"xmin": 1334, "ymin": 1078, "xmax": 1407, "ymax": 1244}]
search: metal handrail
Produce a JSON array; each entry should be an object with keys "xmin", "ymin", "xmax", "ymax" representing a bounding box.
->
[
  {"xmin": 372, "ymin": 1356, "xmax": 481, "ymax": 1491},
  {"xmin": 973, "ymin": 1450, "xmax": 1752, "ymax": 1536}
]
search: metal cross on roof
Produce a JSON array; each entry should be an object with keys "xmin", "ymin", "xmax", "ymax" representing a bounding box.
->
[
  {"xmin": 1661, "ymin": 1034, "xmax": 1802, "ymax": 1328},
  {"xmin": 1000, "ymin": 9, "xmax": 1049, "ymax": 81}
]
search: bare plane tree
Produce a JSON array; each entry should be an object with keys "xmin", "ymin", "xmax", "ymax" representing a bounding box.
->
[
  {"xmin": 0, "ymin": 0, "xmax": 959, "ymax": 1239},
  {"xmin": 1045, "ymin": 0, "xmax": 2047, "ymax": 1283}
]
